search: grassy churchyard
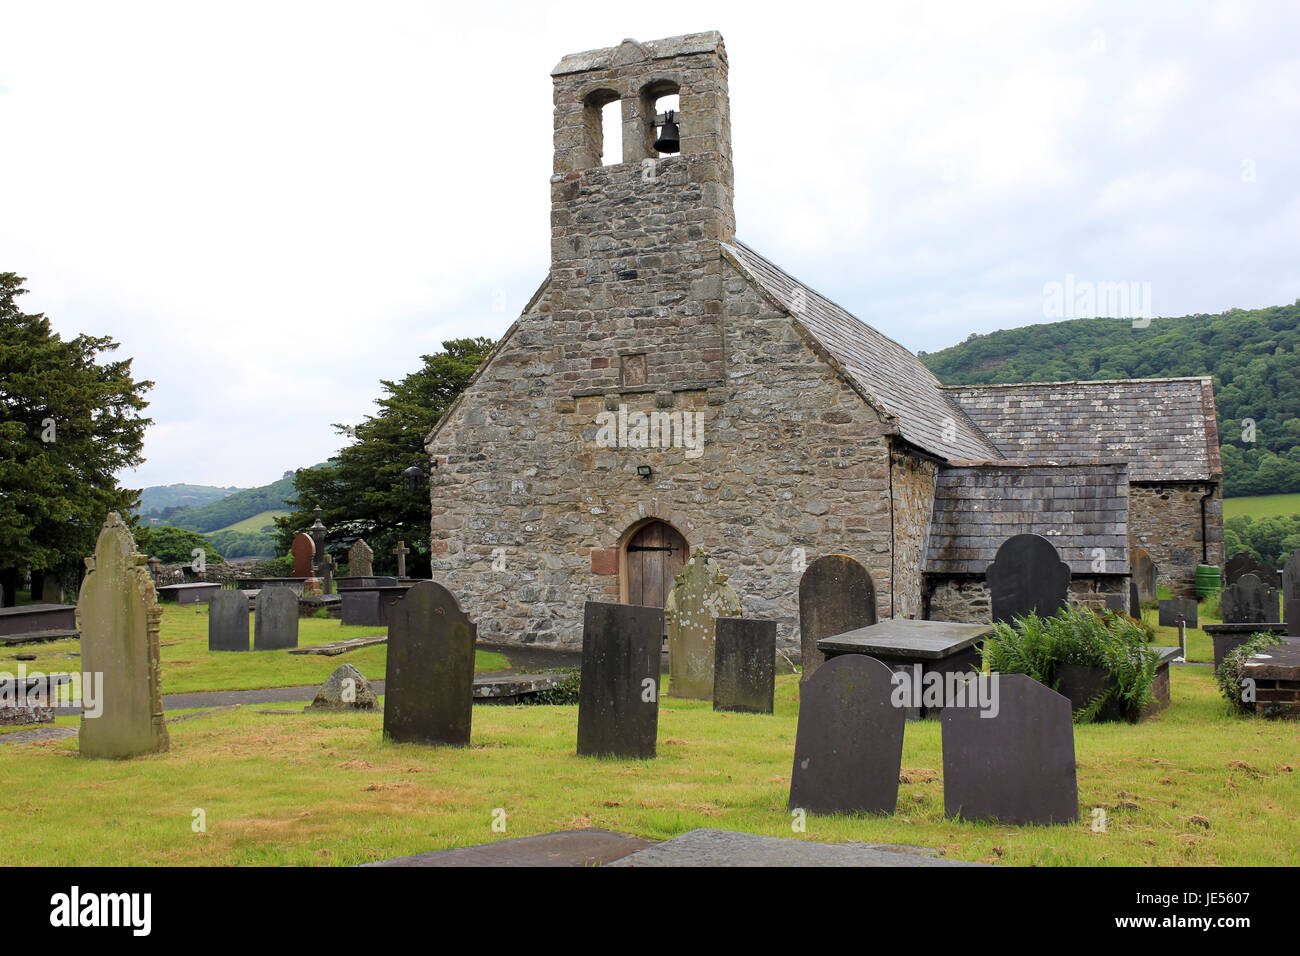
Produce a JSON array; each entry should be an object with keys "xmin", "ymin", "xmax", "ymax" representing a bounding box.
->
[{"xmin": 1, "ymin": 596, "xmax": 1295, "ymax": 868}]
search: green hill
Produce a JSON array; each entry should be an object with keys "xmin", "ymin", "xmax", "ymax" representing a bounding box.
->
[
  {"xmin": 214, "ymin": 510, "xmax": 287, "ymax": 534},
  {"xmin": 138, "ymin": 483, "xmax": 243, "ymax": 518},
  {"xmin": 167, "ymin": 474, "xmax": 297, "ymax": 533},
  {"xmin": 919, "ymin": 301, "xmax": 1300, "ymax": 497}
]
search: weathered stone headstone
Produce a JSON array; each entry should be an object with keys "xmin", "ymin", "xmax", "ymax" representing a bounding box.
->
[
  {"xmin": 41, "ymin": 573, "xmax": 63, "ymax": 604},
  {"xmin": 788, "ymin": 655, "xmax": 903, "ymax": 816},
  {"xmin": 1225, "ymin": 551, "xmax": 1278, "ymax": 588},
  {"xmin": 713, "ymin": 617, "xmax": 776, "ymax": 714},
  {"xmin": 941, "ymin": 673, "xmax": 1078, "ymax": 825},
  {"xmin": 1220, "ymin": 572, "xmax": 1278, "ymax": 625},
  {"xmin": 664, "ymin": 550, "xmax": 741, "ymax": 700},
  {"xmin": 1287, "ymin": 601, "xmax": 1300, "ymax": 639},
  {"xmin": 321, "ymin": 553, "xmax": 335, "ymax": 594},
  {"xmin": 76, "ymin": 513, "xmax": 169, "ymax": 758},
  {"xmin": 1158, "ymin": 598, "xmax": 1198, "ymax": 629},
  {"xmin": 310, "ymin": 663, "xmax": 378, "ymax": 710},
  {"xmin": 348, "ymin": 539, "xmax": 374, "ymax": 577},
  {"xmin": 383, "ymin": 580, "xmax": 475, "ymax": 746},
  {"xmin": 577, "ymin": 601, "xmax": 662, "ymax": 759},
  {"xmin": 1282, "ymin": 550, "xmax": 1300, "ymax": 629},
  {"xmin": 393, "ymin": 540, "xmax": 410, "ymax": 579},
  {"xmin": 291, "ymin": 533, "xmax": 315, "ymax": 577},
  {"xmin": 798, "ymin": 554, "xmax": 876, "ymax": 683},
  {"xmin": 986, "ymin": 533, "xmax": 1071, "ymax": 624},
  {"xmin": 1131, "ymin": 548, "xmax": 1158, "ymax": 605},
  {"xmin": 253, "ymin": 586, "xmax": 299, "ymax": 650},
  {"xmin": 208, "ymin": 588, "xmax": 250, "ymax": 652}
]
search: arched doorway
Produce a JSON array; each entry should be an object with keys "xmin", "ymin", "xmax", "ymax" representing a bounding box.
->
[{"xmin": 623, "ymin": 520, "xmax": 688, "ymax": 608}]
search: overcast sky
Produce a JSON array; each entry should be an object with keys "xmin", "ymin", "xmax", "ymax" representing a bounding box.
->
[{"xmin": 2, "ymin": 1, "xmax": 1297, "ymax": 489}]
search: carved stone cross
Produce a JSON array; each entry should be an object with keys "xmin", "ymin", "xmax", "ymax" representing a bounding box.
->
[{"xmin": 394, "ymin": 540, "xmax": 409, "ymax": 579}]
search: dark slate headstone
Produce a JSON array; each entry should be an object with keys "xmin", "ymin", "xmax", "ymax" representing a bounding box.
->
[
  {"xmin": 253, "ymin": 586, "xmax": 299, "ymax": 650},
  {"xmin": 341, "ymin": 589, "xmax": 384, "ymax": 627},
  {"xmin": 383, "ymin": 581, "xmax": 475, "ymax": 747},
  {"xmin": 208, "ymin": 589, "xmax": 249, "ymax": 652},
  {"xmin": 1287, "ymin": 600, "xmax": 1300, "ymax": 639},
  {"xmin": 798, "ymin": 555, "xmax": 875, "ymax": 683},
  {"xmin": 1103, "ymin": 593, "xmax": 1126, "ymax": 613},
  {"xmin": 291, "ymin": 533, "xmax": 315, "ymax": 577},
  {"xmin": 1129, "ymin": 581, "xmax": 1140, "ymax": 619},
  {"xmin": 1131, "ymin": 548, "xmax": 1158, "ymax": 605},
  {"xmin": 1220, "ymin": 572, "xmax": 1278, "ymax": 625},
  {"xmin": 1158, "ymin": 598, "xmax": 1198, "ymax": 629},
  {"xmin": 713, "ymin": 617, "xmax": 776, "ymax": 715},
  {"xmin": 576, "ymin": 601, "xmax": 662, "ymax": 759},
  {"xmin": 788, "ymin": 655, "xmax": 904, "ymax": 816},
  {"xmin": 1282, "ymin": 550, "xmax": 1300, "ymax": 620},
  {"xmin": 986, "ymin": 534, "xmax": 1071, "ymax": 624},
  {"xmin": 941, "ymin": 673, "xmax": 1078, "ymax": 825},
  {"xmin": 1225, "ymin": 551, "xmax": 1278, "ymax": 589}
]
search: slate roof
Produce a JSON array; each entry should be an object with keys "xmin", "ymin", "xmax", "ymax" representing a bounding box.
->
[
  {"xmin": 923, "ymin": 462, "xmax": 1130, "ymax": 576},
  {"xmin": 724, "ymin": 242, "xmax": 1002, "ymax": 462},
  {"xmin": 943, "ymin": 378, "xmax": 1221, "ymax": 482}
]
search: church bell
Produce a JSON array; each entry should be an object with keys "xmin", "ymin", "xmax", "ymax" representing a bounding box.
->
[{"xmin": 653, "ymin": 110, "xmax": 680, "ymax": 154}]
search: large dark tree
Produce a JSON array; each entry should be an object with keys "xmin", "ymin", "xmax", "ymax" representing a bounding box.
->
[
  {"xmin": 273, "ymin": 337, "xmax": 494, "ymax": 577},
  {"xmin": 0, "ymin": 273, "xmax": 152, "ymax": 604}
]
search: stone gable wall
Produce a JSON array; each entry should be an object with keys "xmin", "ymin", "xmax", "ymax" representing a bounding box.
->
[{"xmin": 1128, "ymin": 481, "xmax": 1223, "ymax": 595}]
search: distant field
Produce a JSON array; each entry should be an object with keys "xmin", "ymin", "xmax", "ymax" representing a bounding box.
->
[
  {"xmin": 1223, "ymin": 494, "xmax": 1300, "ymax": 521},
  {"xmin": 214, "ymin": 509, "xmax": 286, "ymax": 534}
]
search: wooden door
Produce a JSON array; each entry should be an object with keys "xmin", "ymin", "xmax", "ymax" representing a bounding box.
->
[{"xmin": 625, "ymin": 522, "xmax": 688, "ymax": 608}]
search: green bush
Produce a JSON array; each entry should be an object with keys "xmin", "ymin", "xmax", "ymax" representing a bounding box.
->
[
  {"xmin": 1215, "ymin": 632, "xmax": 1285, "ymax": 714},
  {"xmin": 982, "ymin": 606, "xmax": 1160, "ymax": 723},
  {"xmin": 518, "ymin": 668, "xmax": 581, "ymax": 706}
]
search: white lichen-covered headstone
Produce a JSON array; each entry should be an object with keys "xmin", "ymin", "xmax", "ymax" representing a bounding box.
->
[
  {"xmin": 77, "ymin": 512, "xmax": 169, "ymax": 758},
  {"xmin": 665, "ymin": 549, "xmax": 741, "ymax": 701}
]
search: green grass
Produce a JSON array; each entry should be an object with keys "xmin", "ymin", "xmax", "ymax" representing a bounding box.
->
[
  {"xmin": 0, "ymin": 668, "xmax": 1294, "ymax": 866},
  {"xmin": 212, "ymin": 509, "xmax": 287, "ymax": 534},
  {"xmin": 1223, "ymin": 493, "xmax": 1300, "ymax": 521},
  {"xmin": 2, "ymin": 604, "xmax": 509, "ymax": 696}
]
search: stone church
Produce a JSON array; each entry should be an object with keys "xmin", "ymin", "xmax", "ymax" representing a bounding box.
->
[{"xmin": 425, "ymin": 31, "xmax": 1224, "ymax": 655}]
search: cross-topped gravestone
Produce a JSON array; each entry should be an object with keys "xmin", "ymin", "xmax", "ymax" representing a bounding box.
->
[
  {"xmin": 577, "ymin": 601, "xmax": 662, "ymax": 759},
  {"xmin": 788, "ymin": 654, "xmax": 903, "ymax": 816},
  {"xmin": 384, "ymin": 581, "xmax": 476, "ymax": 746},
  {"xmin": 348, "ymin": 539, "xmax": 374, "ymax": 577},
  {"xmin": 291, "ymin": 533, "xmax": 315, "ymax": 577},
  {"xmin": 798, "ymin": 554, "xmax": 876, "ymax": 683},
  {"xmin": 713, "ymin": 617, "xmax": 776, "ymax": 714},
  {"xmin": 76, "ymin": 513, "xmax": 169, "ymax": 758},
  {"xmin": 941, "ymin": 674, "xmax": 1078, "ymax": 825},
  {"xmin": 208, "ymin": 588, "xmax": 250, "ymax": 652},
  {"xmin": 665, "ymin": 550, "xmax": 741, "ymax": 700},
  {"xmin": 393, "ymin": 540, "xmax": 409, "ymax": 579},
  {"xmin": 986, "ymin": 534, "xmax": 1071, "ymax": 624},
  {"xmin": 254, "ymin": 586, "xmax": 299, "ymax": 650},
  {"xmin": 1220, "ymin": 572, "xmax": 1279, "ymax": 625}
]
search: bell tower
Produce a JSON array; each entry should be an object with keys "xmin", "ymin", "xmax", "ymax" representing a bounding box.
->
[{"xmin": 548, "ymin": 32, "xmax": 734, "ymax": 398}]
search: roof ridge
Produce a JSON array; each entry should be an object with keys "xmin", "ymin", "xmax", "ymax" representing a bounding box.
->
[{"xmin": 941, "ymin": 375, "xmax": 1214, "ymax": 390}]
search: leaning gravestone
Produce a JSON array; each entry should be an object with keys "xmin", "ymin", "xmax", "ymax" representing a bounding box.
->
[
  {"xmin": 208, "ymin": 588, "xmax": 250, "ymax": 651},
  {"xmin": 577, "ymin": 601, "xmax": 662, "ymax": 759},
  {"xmin": 798, "ymin": 554, "xmax": 876, "ymax": 683},
  {"xmin": 713, "ymin": 617, "xmax": 776, "ymax": 714},
  {"xmin": 76, "ymin": 513, "xmax": 169, "ymax": 758},
  {"xmin": 254, "ymin": 586, "xmax": 299, "ymax": 650},
  {"xmin": 941, "ymin": 673, "xmax": 1078, "ymax": 825},
  {"xmin": 665, "ymin": 550, "xmax": 741, "ymax": 700},
  {"xmin": 310, "ymin": 663, "xmax": 378, "ymax": 711},
  {"xmin": 1131, "ymin": 548, "xmax": 1158, "ymax": 606},
  {"xmin": 291, "ymin": 533, "xmax": 316, "ymax": 577},
  {"xmin": 788, "ymin": 655, "xmax": 904, "ymax": 816},
  {"xmin": 1220, "ymin": 572, "xmax": 1278, "ymax": 625},
  {"xmin": 384, "ymin": 581, "xmax": 475, "ymax": 746},
  {"xmin": 1158, "ymin": 598, "xmax": 1198, "ymax": 629},
  {"xmin": 348, "ymin": 539, "xmax": 374, "ymax": 578},
  {"xmin": 986, "ymin": 534, "xmax": 1071, "ymax": 624}
]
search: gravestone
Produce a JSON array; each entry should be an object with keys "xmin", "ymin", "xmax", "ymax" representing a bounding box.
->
[
  {"xmin": 383, "ymin": 581, "xmax": 475, "ymax": 746},
  {"xmin": 1282, "ymin": 551, "xmax": 1300, "ymax": 629},
  {"xmin": 798, "ymin": 554, "xmax": 876, "ymax": 683},
  {"xmin": 665, "ymin": 550, "xmax": 741, "ymax": 700},
  {"xmin": 1225, "ymin": 551, "xmax": 1278, "ymax": 588},
  {"xmin": 310, "ymin": 506, "xmax": 327, "ymax": 574},
  {"xmin": 1287, "ymin": 601, "xmax": 1300, "ymax": 639},
  {"xmin": 713, "ymin": 617, "xmax": 776, "ymax": 714},
  {"xmin": 254, "ymin": 586, "xmax": 299, "ymax": 650},
  {"xmin": 1131, "ymin": 548, "xmax": 1158, "ymax": 605},
  {"xmin": 1158, "ymin": 598, "xmax": 1198, "ymax": 629},
  {"xmin": 393, "ymin": 540, "xmax": 410, "ymax": 579},
  {"xmin": 1104, "ymin": 593, "xmax": 1126, "ymax": 613},
  {"xmin": 576, "ymin": 601, "xmax": 662, "ymax": 759},
  {"xmin": 208, "ymin": 588, "xmax": 250, "ymax": 652},
  {"xmin": 348, "ymin": 539, "xmax": 374, "ymax": 577},
  {"xmin": 986, "ymin": 534, "xmax": 1071, "ymax": 624},
  {"xmin": 941, "ymin": 673, "xmax": 1078, "ymax": 825},
  {"xmin": 321, "ymin": 553, "xmax": 335, "ymax": 594},
  {"xmin": 310, "ymin": 663, "xmax": 378, "ymax": 711},
  {"xmin": 1129, "ymin": 581, "xmax": 1141, "ymax": 618},
  {"xmin": 41, "ymin": 573, "xmax": 63, "ymax": 604},
  {"xmin": 291, "ymin": 533, "xmax": 315, "ymax": 577},
  {"xmin": 1219, "ymin": 572, "xmax": 1278, "ymax": 625},
  {"xmin": 76, "ymin": 513, "xmax": 169, "ymax": 758},
  {"xmin": 788, "ymin": 655, "xmax": 904, "ymax": 816}
]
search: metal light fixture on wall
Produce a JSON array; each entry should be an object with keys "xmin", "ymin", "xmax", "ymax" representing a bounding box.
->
[
  {"xmin": 403, "ymin": 462, "xmax": 428, "ymax": 495},
  {"xmin": 637, "ymin": 465, "xmax": 653, "ymax": 480}
]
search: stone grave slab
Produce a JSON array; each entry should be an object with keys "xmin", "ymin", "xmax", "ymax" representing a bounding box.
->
[
  {"xmin": 788, "ymin": 654, "xmax": 904, "ymax": 816},
  {"xmin": 383, "ymin": 581, "xmax": 476, "ymax": 746},
  {"xmin": 76, "ymin": 513, "xmax": 169, "ymax": 758},
  {"xmin": 156, "ymin": 582, "xmax": 221, "ymax": 605},
  {"xmin": 665, "ymin": 550, "xmax": 741, "ymax": 701},
  {"xmin": 1158, "ymin": 598, "xmax": 1198, "ymax": 629},
  {"xmin": 291, "ymin": 533, "xmax": 316, "ymax": 577},
  {"xmin": 348, "ymin": 539, "xmax": 374, "ymax": 577},
  {"xmin": 208, "ymin": 589, "xmax": 249, "ymax": 652},
  {"xmin": 254, "ymin": 586, "xmax": 299, "ymax": 650},
  {"xmin": 363, "ymin": 829, "xmax": 655, "ymax": 867},
  {"xmin": 940, "ymin": 673, "xmax": 1078, "ymax": 825},
  {"xmin": 576, "ymin": 601, "xmax": 662, "ymax": 759},
  {"xmin": 0, "ymin": 603, "xmax": 76, "ymax": 637},
  {"xmin": 798, "ymin": 554, "xmax": 876, "ymax": 683},
  {"xmin": 986, "ymin": 533, "xmax": 1071, "ymax": 624},
  {"xmin": 608, "ymin": 829, "xmax": 988, "ymax": 867},
  {"xmin": 712, "ymin": 617, "xmax": 776, "ymax": 714}
]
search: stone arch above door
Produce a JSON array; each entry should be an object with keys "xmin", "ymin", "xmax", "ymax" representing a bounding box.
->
[{"xmin": 621, "ymin": 519, "xmax": 689, "ymax": 609}]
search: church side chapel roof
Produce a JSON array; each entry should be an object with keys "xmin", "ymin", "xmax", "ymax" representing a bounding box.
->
[
  {"xmin": 943, "ymin": 377, "xmax": 1221, "ymax": 482},
  {"xmin": 923, "ymin": 461, "xmax": 1130, "ymax": 576},
  {"xmin": 724, "ymin": 242, "xmax": 1002, "ymax": 462}
]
